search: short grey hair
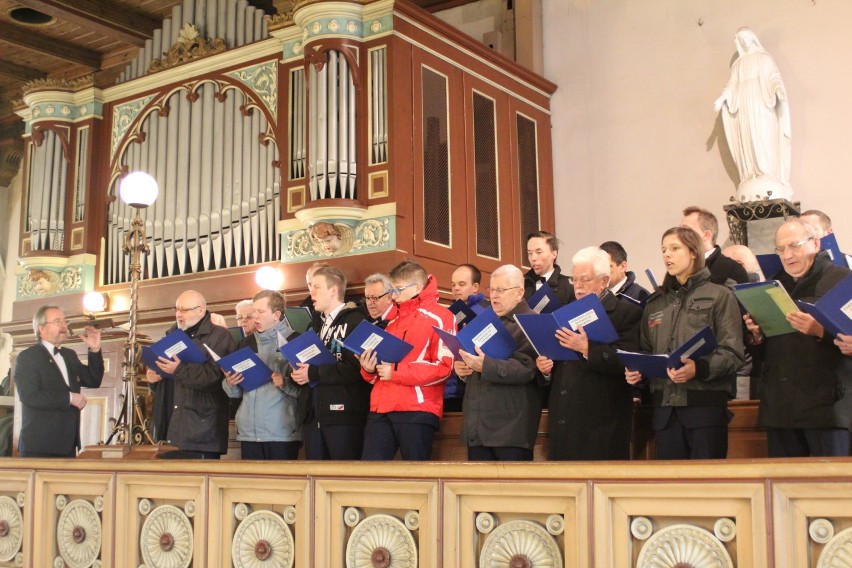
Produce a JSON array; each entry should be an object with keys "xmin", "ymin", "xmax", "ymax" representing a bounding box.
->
[
  {"xmin": 33, "ymin": 304, "xmax": 59, "ymax": 339},
  {"xmin": 235, "ymin": 299, "xmax": 253, "ymax": 313},
  {"xmin": 364, "ymin": 273, "xmax": 392, "ymax": 293},
  {"xmin": 490, "ymin": 265, "xmax": 524, "ymax": 288},
  {"xmin": 571, "ymin": 246, "xmax": 611, "ymax": 277}
]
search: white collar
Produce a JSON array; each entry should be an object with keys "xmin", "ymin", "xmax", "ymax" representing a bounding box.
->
[
  {"xmin": 609, "ymin": 275, "xmax": 628, "ymax": 292},
  {"xmin": 323, "ymin": 302, "xmax": 345, "ymax": 324}
]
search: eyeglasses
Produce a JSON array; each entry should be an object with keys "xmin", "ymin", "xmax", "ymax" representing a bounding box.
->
[
  {"xmin": 173, "ymin": 306, "xmax": 201, "ymax": 313},
  {"xmin": 567, "ymin": 275, "xmax": 601, "ymax": 286},
  {"xmin": 365, "ymin": 292, "xmax": 390, "ymax": 303},
  {"xmin": 774, "ymin": 237, "xmax": 813, "ymax": 255},
  {"xmin": 43, "ymin": 318, "xmax": 68, "ymax": 326},
  {"xmin": 488, "ymin": 286, "xmax": 521, "ymax": 295},
  {"xmin": 390, "ymin": 283, "xmax": 419, "ymax": 296},
  {"xmin": 236, "ymin": 314, "xmax": 256, "ymax": 322}
]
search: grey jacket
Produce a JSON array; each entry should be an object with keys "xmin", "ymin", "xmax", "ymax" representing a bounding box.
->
[
  {"xmin": 460, "ymin": 301, "xmax": 543, "ymax": 449},
  {"xmin": 640, "ymin": 268, "xmax": 744, "ymax": 407},
  {"xmin": 223, "ymin": 319, "xmax": 302, "ymax": 443}
]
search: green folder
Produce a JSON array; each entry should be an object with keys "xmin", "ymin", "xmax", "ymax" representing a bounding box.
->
[
  {"xmin": 285, "ymin": 307, "xmax": 313, "ymax": 333},
  {"xmin": 733, "ymin": 281, "xmax": 798, "ymax": 337}
]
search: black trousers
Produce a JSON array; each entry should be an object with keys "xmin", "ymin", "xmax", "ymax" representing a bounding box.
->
[
  {"xmin": 767, "ymin": 427, "xmax": 851, "ymax": 458},
  {"xmin": 467, "ymin": 445, "xmax": 533, "ymax": 461},
  {"xmin": 653, "ymin": 407, "xmax": 729, "ymax": 460},
  {"xmin": 240, "ymin": 441, "xmax": 301, "ymax": 460},
  {"xmin": 361, "ymin": 411, "xmax": 438, "ymax": 461},
  {"xmin": 304, "ymin": 420, "xmax": 365, "ymax": 460},
  {"xmin": 160, "ymin": 449, "xmax": 221, "ymax": 460}
]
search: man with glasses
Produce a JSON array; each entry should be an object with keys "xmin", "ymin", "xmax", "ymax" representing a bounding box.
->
[
  {"xmin": 235, "ymin": 299, "xmax": 257, "ymax": 338},
  {"xmin": 358, "ymin": 260, "xmax": 455, "ymax": 460},
  {"xmin": 535, "ymin": 247, "xmax": 642, "ymax": 460},
  {"xmin": 744, "ymin": 220, "xmax": 852, "ymax": 457},
  {"xmin": 455, "ymin": 265, "xmax": 542, "ymax": 461},
  {"xmin": 14, "ymin": 305, "xmax": 103, "ymax": 457},
  {"xmin": 146, "ymin": 290, "xmax": 236, "ymax": 459},
  {"xmin": 363, "ymin": 273, "xmax": 396, "ymax": 329}
]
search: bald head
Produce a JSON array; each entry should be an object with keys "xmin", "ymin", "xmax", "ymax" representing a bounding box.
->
[{"xmin": 174, "ymin": 290, "xmax": 207, "ymax": 330}]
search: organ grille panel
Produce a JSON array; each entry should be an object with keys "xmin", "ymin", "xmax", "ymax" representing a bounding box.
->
[
  {"xmin": 421, "ymin": 67, "xmax": 450, "ymax": 247},
  {"xmin": 26, "ymin": 129, "xmax": 67, "ymax": 251},
  {"xmin": 74, "ymin": 127, "xmax": 89, "ymax": 223},
  {"xmin": 369, "ymin": 47, "xmax": 388, "ymax": 165},
  {"xmin": 105, "ymin": 85, "xmax": 280, "ymax": 284},
  {"xmin": 517, "ymin": 113, "xmax": 540, "ymax": 255},
  {"xmin": 289, "ymin": 68, "xmax": 306, "ymax": 180},
  {"xmin": 473, "ymin": 91, "xmax": 499, "ymax": 259},
  {"xmin": 308, "ymin": 50, "xmax": 357, "ymax": 201}
]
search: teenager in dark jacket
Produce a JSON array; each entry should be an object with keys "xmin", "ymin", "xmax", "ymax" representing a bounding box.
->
[
  {"xmin": 291, "ymin": 267, "xmax": 370, "ymax": 459},
  {"xmin": 745, "ymin": 220, "xmax": 852, "ymax": 457},
  {"xmin": 537, "ymin": 247, "xmax": 642, "ymax": 460},
  {"xmin": 147, "ymin": 290, "xmax": 236, "ymax": 459},
  {"xmin": 600, "ymin": 240, "xmax": 651, "ymax": 304},
  {"xmin": 626, "ymin": 228, "xmax": 744, "ymax": 460}
]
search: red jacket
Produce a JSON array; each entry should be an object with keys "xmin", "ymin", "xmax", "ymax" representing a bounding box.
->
[{"xmin": 361, "ymin": 275, "xmax": 455, "ymax": 417}]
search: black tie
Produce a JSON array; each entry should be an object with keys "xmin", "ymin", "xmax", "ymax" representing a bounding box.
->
[
  {"xmin": 53, "ymin": 346, "xmax": 60, "ymax": 355},
  {"xmin": 538, "ymin": 276, "xmax": 547, "ymax": 284}
]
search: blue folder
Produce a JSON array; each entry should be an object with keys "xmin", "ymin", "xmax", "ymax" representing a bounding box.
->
[
  {"xmin": 644, "ymin": 268, "xmax": 660, "ymax": 290},
  {"xmin": 756, "ymin": 253, "xmax": 783, "ymax": 280},
  {"xmin": 340, "ymin": 320, "xmax": 414, "ymax": 363},
  {"xmin": 433, "ymin": 308, "xmax": 517, "ymax": 360},
  {"xmin": 820, "ymin": 232, "xmax": 847, "ymax": 268},
  {"xmin": 617, "ymin": 325, "xmax": 719, "ymax": 378},
  {"xmin": 795, "ymin": 273, "xmax": 852, "ymax": 337},
  {"xmin": 552, "ymin": 293, "xmax": 619, "ymax": 345},
  {"xmin": 217, "ymin": 347, "xmax": 273, "ymax": 392},
  {"xmin": 448, "ymin": 299, "xmax": 480, "ymax": 329},
  {"xmin": 513, "ymin": 313, "xmax": 579, "ymax": 361},
  {"xmin": 527, "ymin": 283, "xmax": 561, "ymax": 314},
  {"xmin": 142, "ymin": 329, "xmax": 209, "ymax": 378},
  {"xmin": 278, "ymin": 330, "xmax": 337, "ymax": 367}
]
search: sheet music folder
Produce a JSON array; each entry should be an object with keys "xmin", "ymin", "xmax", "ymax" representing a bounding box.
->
[
  {"xmin": 795, "ymin": 273, "xmax": 852, "ymax": 337},
  {"xmin": 340, "ymin": 320, "xmax": 414, "ymax": 363},
  {"xmin": 617, "ymin": 325, "xmax": 718, "ymax": 379},
  {"xmin": 141, "ymin": 329, "xmax": 209, "ymax": 378},
  {"xmin": 433, "ymin": 308, "xmax": 517, "ymax": 360},
  {"xmin": 216, "ymin": 347, "xmax": 273, "ymax": 392}
]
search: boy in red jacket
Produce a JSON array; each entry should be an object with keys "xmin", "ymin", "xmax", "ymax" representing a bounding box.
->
[{"xmin": 358, "ymin": 260, "xmax": 455, "ymax": 460}]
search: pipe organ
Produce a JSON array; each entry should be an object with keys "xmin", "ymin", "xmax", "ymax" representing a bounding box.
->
[{"xmin": 11, "ymin": 0, "xmax": 556, "ymax": 332}]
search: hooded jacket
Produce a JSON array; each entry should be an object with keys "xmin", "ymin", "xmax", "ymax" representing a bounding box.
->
[
  {"xmin": 296, "ymin": 302, "xmax": 372, "ymax": 427},
  {"xmin": 223, "ymin": 318, "xmax": 302, "ymax": 442},
  {"xmin": 361, "ymin": 275, "xmax": 455, "ymax": 418},
  {"xmin": 640, "ymin": 268, "xmax": 744, "ymax": 407}
]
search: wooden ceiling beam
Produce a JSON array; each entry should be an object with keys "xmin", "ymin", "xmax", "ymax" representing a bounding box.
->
[
  {"xmin": 14, "ymin": 0, "xmax": 158, "ymax": 47},
  {"xmin": 0, "ymin": 25, "xmax": 101, "ymax": 69},
  {"xmin": 0, "ymin": 59, "xmax": 47, "ymax": 82}
]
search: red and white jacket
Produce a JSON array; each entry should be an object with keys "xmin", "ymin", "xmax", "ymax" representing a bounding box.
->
[{"xmin": 361, "ymin": 275, "xmax": 455, "ymax": 418}]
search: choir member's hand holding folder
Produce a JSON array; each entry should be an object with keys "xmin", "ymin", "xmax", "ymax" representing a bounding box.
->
[
  {"xmin": 732, "ymin": 280, "xmax": 799, "ymax": 337},
  {"xmin": 794, "ymin": 273, "xmax": 852, "ymax": 337},
  {"xmin": 340, "ymin": 320, "xmax": 414, "ymax": 363},
  {"xmin": 433, "ymin": 307, "xmax": 517, "ymax": 360},
  {"xmin": 616, "ymin": 326, "xmax": 718, "ymax": 379},
  {"xmin": 277, "ymin": 330, "xmax": 337, "ymax": 389},
  {"xmin": 141, "ymin": 329, "xmax": 209, "ymax": 378},
  {"xmin": 215, "ymin": 347, "xmax": 273, "ymax": 392},
  {"xmin": 527, "ymin": 283, "xmax": 561, "ymax": 314}
]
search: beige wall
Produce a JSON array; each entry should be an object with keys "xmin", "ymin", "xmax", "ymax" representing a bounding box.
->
[{"xmin": 545, "ymin": 0, "xmax": 852, "ymax": 285}]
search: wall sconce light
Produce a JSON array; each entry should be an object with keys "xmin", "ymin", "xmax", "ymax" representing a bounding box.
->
[
  {"xmin": 255, "ymin": 265, "xmax": 284, "ymax": 290},
  {"xmin": 82, "ymin": 291, "xmax": 108, "ymax": 314}
]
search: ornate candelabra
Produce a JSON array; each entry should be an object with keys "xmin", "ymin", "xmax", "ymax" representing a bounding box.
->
[
  {"xmin": 107, "ymin": 172, "xmax": 159, "ymax": 448},
  {"xmin": 723, "ymin": 193, "xmax": 800, "ymax": 247}
]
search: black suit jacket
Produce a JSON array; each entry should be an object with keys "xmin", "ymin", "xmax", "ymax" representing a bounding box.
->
[
  {"xmin": 14, "ymin": 342, "xmax": 104, "ymax": 457},
  {"xmin": 523, "ymin": 264, "xmax": 575, "ymax": 306},
  {"xmin": 706, "ymin": 245, "xmax": 750, "ymax": 286}
]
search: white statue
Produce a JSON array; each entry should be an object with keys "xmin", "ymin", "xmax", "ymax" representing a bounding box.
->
[{"xmin": 714, "ymin": 28, "xmax": 792, "ymax": 202}]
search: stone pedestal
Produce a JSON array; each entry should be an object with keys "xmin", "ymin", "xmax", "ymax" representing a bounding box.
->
[{"xmin": 723, "ymin": 198, "xmax": 800, "ymax": 254}]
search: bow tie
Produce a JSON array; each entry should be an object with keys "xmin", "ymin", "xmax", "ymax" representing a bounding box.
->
[
  {"xmin": 53, "ymin": 346, "xmax": 61, "ymax": 355},
  {"xmin": 537, "ymin": 276, "xmax": 547, "ymax": 284}
]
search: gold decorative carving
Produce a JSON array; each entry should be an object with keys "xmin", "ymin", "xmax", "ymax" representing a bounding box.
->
[
  {"xmin": 21, "ymin": 75, "xmax": 95, "ymax": 98},
  {"xmin": 148, "ymin": 24, "xmax": 227, "ymax": 74},
  {"xmin": 265, "ymin": 1, "xmax": 295, "ymax": 30}
]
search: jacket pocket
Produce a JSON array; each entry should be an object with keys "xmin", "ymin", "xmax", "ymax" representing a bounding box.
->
[{"xmin": 686, "ymin": 298, "xmax": 714, "ymax": 330}]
